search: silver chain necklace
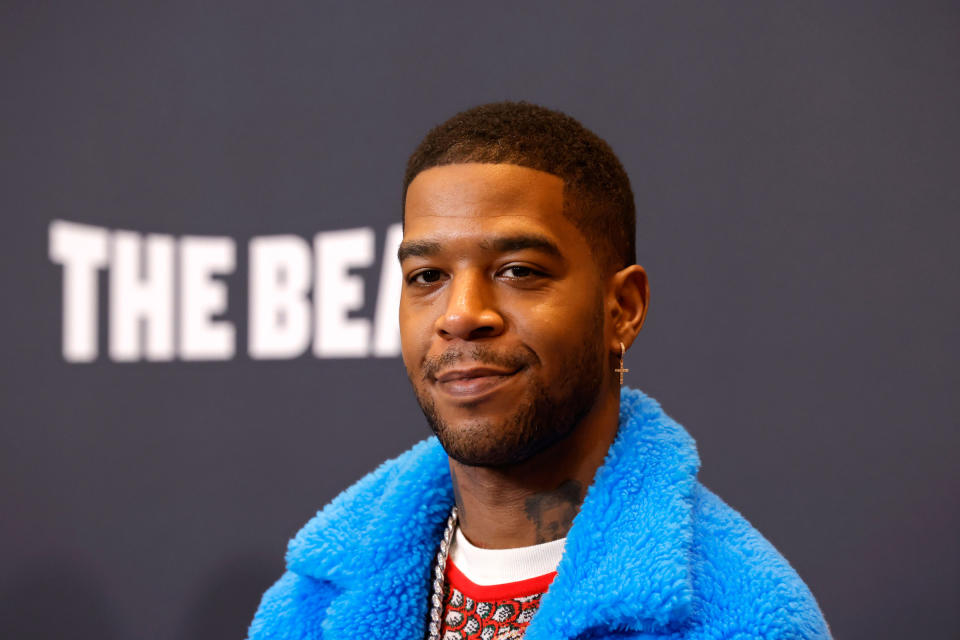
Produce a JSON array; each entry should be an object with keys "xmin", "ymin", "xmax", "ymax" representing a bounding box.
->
[{"xmin": 427, "ymin": 505, "xmax": 458, "ymax": 640}]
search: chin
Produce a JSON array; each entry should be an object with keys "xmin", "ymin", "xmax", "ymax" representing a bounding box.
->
[
  {"xmin": 437, "ymin": 419, "xmax": 549, "ymax": 467},
  {"xmin": 416, "ymin": 384, "xmax": 588, "ymax": 468}
]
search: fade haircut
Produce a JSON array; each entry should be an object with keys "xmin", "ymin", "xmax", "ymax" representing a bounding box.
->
[{"xmin": 403, "ymin": 101, "xmax": 636, "ymax": 271}]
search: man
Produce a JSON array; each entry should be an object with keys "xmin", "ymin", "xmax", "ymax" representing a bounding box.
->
[{"xmin": 248, "ymin": 102, "xmax": 830, "ymax": 639}]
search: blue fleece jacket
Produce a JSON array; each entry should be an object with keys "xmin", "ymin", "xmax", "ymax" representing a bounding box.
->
[{"xmin": 248, "ymin": 387, "xmax": 831, "ymax": 639}]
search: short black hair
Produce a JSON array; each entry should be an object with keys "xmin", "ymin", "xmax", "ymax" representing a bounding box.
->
[{"xmin": 403, "ymin": 101, "xmax": 636, "ymax": 271}]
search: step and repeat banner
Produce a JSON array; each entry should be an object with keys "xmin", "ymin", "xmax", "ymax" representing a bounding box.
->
[
  {"xmin": 48, "ymin": 221, "xmax": 403, "ymax": 362},
  {"xmin": 3, "ymin": 3, "xmax": 957, "ymax": 639}
]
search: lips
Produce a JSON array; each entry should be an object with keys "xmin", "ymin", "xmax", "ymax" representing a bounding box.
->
[
  {"xmin": 433, "ymin": 366, "xmax": 521, "ymax": 399},
  {"xmin": 435, "ymin": 366, "xmax": 516, "ymax": 382}
]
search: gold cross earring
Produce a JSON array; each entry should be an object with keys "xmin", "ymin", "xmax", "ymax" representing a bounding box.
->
[{"xmin": 615, "ymin": 341, "xmax": 629, "ymax": 385}]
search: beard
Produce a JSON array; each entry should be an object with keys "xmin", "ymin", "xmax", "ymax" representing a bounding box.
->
[{"xmin": 409, "ymin": 306, "xmax": 607, "ymax": 468}]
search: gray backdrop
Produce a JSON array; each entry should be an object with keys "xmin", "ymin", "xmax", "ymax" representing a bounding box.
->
[{"xmin": 2, "ymin": 2, "xmax": 957, "ymax": 639}]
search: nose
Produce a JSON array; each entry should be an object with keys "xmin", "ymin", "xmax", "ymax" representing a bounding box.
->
[{"xmin": 434, "ymin": 269, "xmax": 505, "ymax": 341}]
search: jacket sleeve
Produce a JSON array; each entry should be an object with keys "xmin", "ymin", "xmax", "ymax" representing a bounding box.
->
[{"xmin": 246, "ymin": 570, "xmax": 336, "ymax": 640}]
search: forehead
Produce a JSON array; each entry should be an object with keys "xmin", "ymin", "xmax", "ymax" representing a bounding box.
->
[{"xmin": 403, "ymin": 163, "xmax": 587, "ymax": 253}]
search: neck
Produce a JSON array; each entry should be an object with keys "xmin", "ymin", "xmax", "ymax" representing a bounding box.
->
[{"xmin": 449, "ymin": 388, "xmax": 620, "ymax": 549}]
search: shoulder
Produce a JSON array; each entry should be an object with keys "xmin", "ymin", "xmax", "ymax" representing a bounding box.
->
[
  {"xmin": 246, "ymin": 571, "xmax": 334, "ymax": 640},
  {"xmin": 247, "ymin": 436, "xmax": 450, "ymax": 639},
  {"xmin": 284, "ymin": 436, "xmax": 446, "ymax": 577},
  {"xmin": 688, "ymin": 484, "xmax": 832, "ymax": 639}
]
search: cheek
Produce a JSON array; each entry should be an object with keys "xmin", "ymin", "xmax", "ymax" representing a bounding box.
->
[
  {"xmin": 399, "ymin": 306, "xmax": 434, "ymax": 368},
  {"xmin": 398, "ymin": 307, "xmax": 417, "ymax": 367},
  {"xmin": 515, "ymin": 298, "xmax": 599, "ymax": 353}
]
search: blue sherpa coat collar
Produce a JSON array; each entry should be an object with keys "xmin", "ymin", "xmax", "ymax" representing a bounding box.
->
[{"xmin": 285, "ymin": 387, "xmax": 700, "ymax": 639}]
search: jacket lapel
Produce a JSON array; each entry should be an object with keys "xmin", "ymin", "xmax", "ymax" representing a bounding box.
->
[
  {"xmin": 286, "ymin": 438, "xmax": 455, "ymax": 640},
  {"xmin": 525, "ymin": 389, "xmax": 700, "ymax": 640}
]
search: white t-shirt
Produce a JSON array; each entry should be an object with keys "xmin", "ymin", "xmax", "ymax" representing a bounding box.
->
[{"xmin": 449, "ymin": 526, "xmax": 566, "ymax": 586}]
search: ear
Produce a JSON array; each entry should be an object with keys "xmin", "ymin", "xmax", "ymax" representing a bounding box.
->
[{"xmin": 607, "ymin": 264, "xmax": 649, "ymax": 352}]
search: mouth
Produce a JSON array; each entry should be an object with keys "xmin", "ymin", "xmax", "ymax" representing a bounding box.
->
[{"xmin": 433, "ymin": 366, "xmax": 523, "ymax": 400}]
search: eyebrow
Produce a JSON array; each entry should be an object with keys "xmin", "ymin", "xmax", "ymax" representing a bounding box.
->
[
  {"xmin": 397, "ymin": 239, "xmax": 442, "ymax": 263},
  {"xmin": 397, "ymin": 233, "xmax": 564, "ymax": 263}
]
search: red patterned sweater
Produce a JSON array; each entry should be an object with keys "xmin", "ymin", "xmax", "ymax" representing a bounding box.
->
[{"xmin": 439, "ymin": 558, "xmax": 556, "ymax": 640}]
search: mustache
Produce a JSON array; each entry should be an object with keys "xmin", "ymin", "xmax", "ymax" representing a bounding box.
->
[{"xmin": 421, "ymin": 344, "xmax": 539, "ymax": 381}]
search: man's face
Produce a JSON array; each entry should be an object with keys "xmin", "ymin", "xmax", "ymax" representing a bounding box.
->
[{"xmin": 399, "ymin": 163, "xmax": 610, "ymax": 467}]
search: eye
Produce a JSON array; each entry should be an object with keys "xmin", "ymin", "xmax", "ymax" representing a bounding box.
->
[
  {"xmin": 408, "ymin": 269, "xmax": 446, "ymax": 285},
  {"xmin": 498, "ymin": 265, "xmax": 543, "ymax": 279}
]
